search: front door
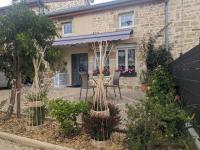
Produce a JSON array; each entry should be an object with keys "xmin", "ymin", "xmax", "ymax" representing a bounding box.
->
[{"xmin": 72, "ymin": 53, "xmax": 88, "ymax": 86}]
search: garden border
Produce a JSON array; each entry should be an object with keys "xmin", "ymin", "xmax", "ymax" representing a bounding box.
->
[{"xmin": 0, "ymin": 131, "xmax": 74, "ymax": 150}]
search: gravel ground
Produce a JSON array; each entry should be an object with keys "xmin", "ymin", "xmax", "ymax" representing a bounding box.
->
[{"xmin": 0, "ymin": 138, "xmax": 40, "ymax": 150}]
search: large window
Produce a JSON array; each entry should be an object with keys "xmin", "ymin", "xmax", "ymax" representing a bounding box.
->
[
  {"xmin": 117, "ymin": 48, "xmax": 136, "ymax": 77},
  {"xmin": 93, "ymin": 52, "xmax": 110, "ymax": 76},
  {"xmin": 63, "ymin": 21, "xmax": 72, "ymax": 35},
  {"xmin": 119, "ymin": 13, "xmax": 134, "ymax": 29}
]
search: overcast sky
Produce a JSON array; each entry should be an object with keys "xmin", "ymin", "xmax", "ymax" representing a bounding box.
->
[{"xmin": 0, "ymin": 0, "xmax": 114, "ymax": 7}]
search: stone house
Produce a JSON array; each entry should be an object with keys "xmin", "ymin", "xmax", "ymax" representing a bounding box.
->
[{"xmin": 0, "ymin": 0, "xmax": 200, "ymax": 89}]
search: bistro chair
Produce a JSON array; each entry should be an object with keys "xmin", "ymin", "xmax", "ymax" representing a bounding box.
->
[
  {"xmin": 79, "ymin": 72, "xmax": 96, "ymax": 101},
  {"xmin": 105, "ymin": 71, "xmax": 122, "ymax": 99}
]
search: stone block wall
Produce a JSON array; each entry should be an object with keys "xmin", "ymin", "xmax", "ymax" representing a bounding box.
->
[
  {"xmin": 168, "ymin": 0, "xmax": 200, "ymax": 59},
  {"xmin": 45, "ymin": 0, "xmax": 87, "ymax": 12},
  {"xmin": 42, "ymin": 0, "xmax": 200, "ymax": 89}
]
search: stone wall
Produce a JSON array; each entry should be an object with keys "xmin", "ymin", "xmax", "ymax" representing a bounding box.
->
[
  {"xmin": 45, "ymin": 0, "xmax": 87, "ymax": 12},
  {"xmin": 53, "ymin": 1, "xmax": 165, "ymax": 76},
  {"xmin": 44, "ymin": 0, "xmax": 200, "ymax": 88},
  {"xmin": 168, "ymin": 0, "xmax": 200, "ymax": 59}
]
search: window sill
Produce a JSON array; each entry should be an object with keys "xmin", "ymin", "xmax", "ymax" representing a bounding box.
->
[
  {"xmin": 120, "ymin": 72, "xmax": 137, "ymax": 77},
  {"xmin": 119, "ymin": 26, "xmax": 134, "ymax": 30},
  {"xmin": 63, "ymin": 33, "xmax": 73, "ymax": 37}
]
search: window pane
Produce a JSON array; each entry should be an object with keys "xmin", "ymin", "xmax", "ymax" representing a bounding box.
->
[
  {"xmin": 128, "ymin": 49, "xmax": 135, "ymax": 66},
  {"xmin": 120, "ymin": 13, "xmax": 133, "ymax": 28},
  {"xmin": 95, "ymin": 52, "xmax": 109, "ymax": 68},
  {"xmin": 64, "ymin": 22, "xmax": 72, "ymax": 34},
  {"xmin": 118, "ymin": 50, "xmax": 126, "ymax": 72},
  {"xmin": 128, "ymin": 49, "xmax": 135, "ymax": 74},
  {"xmin": 94, "ymin": 52, "xmax": 110, "ymax": 76}
]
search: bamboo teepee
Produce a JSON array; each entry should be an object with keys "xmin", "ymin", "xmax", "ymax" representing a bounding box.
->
[
  {"xmin": 27, "ymin": 41, "xmax": 47, "ymax": 127},
  {"xmin": 90, "ymin": 41, "xmax": 113, "ymax": 118}
]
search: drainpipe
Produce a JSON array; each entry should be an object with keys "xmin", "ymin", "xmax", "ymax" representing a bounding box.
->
[{"xmin": 164, "ymin": 0, "xmax": 169, "ymax": 51}]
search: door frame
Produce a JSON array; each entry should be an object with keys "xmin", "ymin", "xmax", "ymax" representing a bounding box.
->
[{"xmin": 71, "ymin": 53, "xmax": 88, "ymax": 86}]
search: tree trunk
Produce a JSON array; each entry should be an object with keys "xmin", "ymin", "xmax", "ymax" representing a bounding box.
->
[
  {"xmin": 16, "ymin": 55, "xmax": 21, "ymax": 118},
  {"xmin": 2, "ymin": 87, "xmax": 16, "ymax": 121}
]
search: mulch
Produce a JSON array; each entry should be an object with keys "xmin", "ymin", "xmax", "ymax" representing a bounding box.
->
[{"xmin": 0, "ymin": 113, "xmax": 125, "ymax": 150}]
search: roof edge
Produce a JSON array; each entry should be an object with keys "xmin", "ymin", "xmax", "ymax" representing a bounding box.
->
[{"xmin": 47, "ymin": 0, "xmax": 163, "ymax": 18}]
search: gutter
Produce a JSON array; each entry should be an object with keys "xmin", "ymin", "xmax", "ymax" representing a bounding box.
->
[{"xmin": 164, "ymin": 0, "xmax": 169, "ymax": 51}]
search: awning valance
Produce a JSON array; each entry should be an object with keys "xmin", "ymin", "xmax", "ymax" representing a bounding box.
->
[{"xmin": 53, "ymin": 30, "xmax": 133, "ymax": 46}]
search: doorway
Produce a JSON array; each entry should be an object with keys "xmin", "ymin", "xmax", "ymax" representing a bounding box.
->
[{"xmin": 71, "ymin": 53, "xmax": 88, "ymax": 86}]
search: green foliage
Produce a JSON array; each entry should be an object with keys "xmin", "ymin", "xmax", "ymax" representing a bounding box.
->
[
  {"xmin": 26, "ymin": 87, "xmax": 48, "ymax": 102},
  {"xmin": 141, "ymin": 35, "xmax": 173, "ymax": 72},
  {"xmin": 0, "ymin": 2, "xmax": 57, "ymax": 82},
  {"xmin": 48, "ymin": 99, "xmax": 88, "ymax": 136},
  {"xmin": 83, "ymin": 103, "xmax": 121, "ymax": 141},
  {"xmin": 147, "ymin": 67, "xmax": 176, "ymax": 105},
  {"xmin": 146, "ymin": 47, "xmax": 173, "ymax": 72},
  {"xmin": 127, "ymin": 67, "xmax": 194, "ymax": 149}
]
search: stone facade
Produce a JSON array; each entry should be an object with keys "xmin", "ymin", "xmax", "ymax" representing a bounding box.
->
[
  {"xmin": 32, "ymin": 0, "xmax": 200, "ymax": 88},
  {"xmin": 45, "ymin": 0, "xmax": 87, "ymax": 12},
  {"xmin": 168, "ymin": 0, "xmax": 200, "ymax": 59}
]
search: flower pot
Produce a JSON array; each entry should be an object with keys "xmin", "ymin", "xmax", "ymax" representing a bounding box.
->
[
  {"xmin": 91, "ymin": 139, "xmax": 111, "ymax": 148},
  {"xmin": 141, "ymin": 84, "xmax": 148, "ymax": 92}
]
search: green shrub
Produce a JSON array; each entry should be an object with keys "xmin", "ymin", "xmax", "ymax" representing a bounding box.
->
[
  {"xmin": 83, "ymin": 103, "xmax": 121, "ymax": 141},
  {"xmin": 127, "ymin": 102, "xmax": 194, "ymax": 150},
  {"xmin": 48, "ymin": 99, "xmax": 88, "ymax": 137},
  {"xmin": 127, "ymin": 67, "xmax": 195, "ymax": 149},
  {"xmin": 147, "ymin": 67, "xmax": 176, "ymax": 105},
  {"xmin": 141, "ymin": 35, "xmax": 173, "ymax": 72},
  {"xmin": 146, "ymin": 47, "xmax": 173, "ymax": 72},
  {"xmin": 26, "ymin": 87, "xmax": 48, "ymax": 102}
]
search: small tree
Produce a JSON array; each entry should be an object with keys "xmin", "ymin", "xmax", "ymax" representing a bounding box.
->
[{"xmin": 0, "ymin": 2, "xmax": 57, "ymax": 119}]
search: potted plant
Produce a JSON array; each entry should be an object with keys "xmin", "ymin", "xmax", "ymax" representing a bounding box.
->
[
  {"xmin": 83, "ymin": 103, "xmax": 121, "ymax": 148},
  {"xmin": 139, "ymin": 70, "xmax": 149, "ymax": 92}
]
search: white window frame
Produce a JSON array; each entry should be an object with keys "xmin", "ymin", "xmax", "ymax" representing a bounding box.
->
[
  {"xmin": 116, "ymin": 45, "xmax": 136, "ymax": 71},
  {"xmin": 119, "ymin": 12, "xmax": 134, "ymax": 29},
  {"xmin": 62, "ymin": 20, "xmax": 73, "ymax": 36}
]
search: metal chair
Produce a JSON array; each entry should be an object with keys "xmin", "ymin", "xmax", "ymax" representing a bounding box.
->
[
  {"xmin": 79, "ymin": 72, "xmax": 96, "ymax": 101},
  {"xmin": 105, "ymin": 71, "xmax": 122, "ymax": 99}
]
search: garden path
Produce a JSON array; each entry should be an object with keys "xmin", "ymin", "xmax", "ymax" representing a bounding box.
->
[
  {"xmin": 0, "ymin": 86, "xmax": 144, "ymax": 127},
  {"xmin": 0, "ymin": 138, "xmax": 40, "ymax": 150}
]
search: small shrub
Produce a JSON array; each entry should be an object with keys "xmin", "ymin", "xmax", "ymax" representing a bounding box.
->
[
  {"xmin": 83, "ymin": 103, "xmax": 121, "ymax": 141},
  {"xmin": 48, "ymin": 99, "xmax": 88, "ymax": 137},
  {"xmin": 141, "ymin": 35, "xmax": 173, "ymax": 72},
  {"xmin": 127, "ymin": 67, "xmax": 195, "ymax": 149},
  {"xmin": 147, "ymin": 67, "xmax": 176, "ymax": 105},
  {"xmin": 146, "ymin": 47, "xmax": 173, "ymax": 72}
]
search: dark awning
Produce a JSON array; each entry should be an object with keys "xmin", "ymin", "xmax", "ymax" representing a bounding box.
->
[{"xmin": 53, "ymin": 30, "xmax": 133, "ymax": 46}]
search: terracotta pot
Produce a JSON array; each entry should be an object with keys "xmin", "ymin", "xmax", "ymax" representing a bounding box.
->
[
  {"xmin": 91, "ymin": 139, "xmax": 111, "ymax": 148},
  {"xmin": 141, "ymin": 84, "xmax": 148, "ymax": 92}
]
